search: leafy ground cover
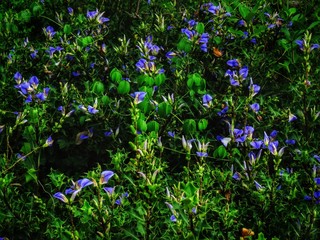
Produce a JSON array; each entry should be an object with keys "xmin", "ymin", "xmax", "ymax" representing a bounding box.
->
[{"xmin": 1, "ymin": 0, "xmax": 320, "ymax": 239}]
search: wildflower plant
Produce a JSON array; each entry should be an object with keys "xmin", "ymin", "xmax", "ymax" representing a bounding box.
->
[{"xmin": 1, "ymin": 0, "xmax": 320, "ymax": 239}]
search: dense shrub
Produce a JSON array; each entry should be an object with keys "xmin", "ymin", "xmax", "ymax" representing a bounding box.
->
[{"xmin": 1, "ymin": 0, "xmax": 320, "ymax": 239}]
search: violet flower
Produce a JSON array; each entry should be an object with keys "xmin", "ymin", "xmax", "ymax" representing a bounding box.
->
[
  {"xmin": 226, "ymin": 59, "xmax": 239, "ymax": 67},
  {"xmin": 254, "ymin": 180, "xmax": 264, "ymax": 191},
  {"xmin": 100, "ymin": 170, "xmax": 114, "ymax": 184},
  {"xmin": 103, "ymin": 187, "xmax": 115, "ymax": 194},
  {"xmin": 182, "ymin": 135, "xmax": 193, "ymax": 151},
  {"xmin": 248, "ymin": 79, "xmax": 260, "ymax": 97},
  {"xmin": 65, "ymin": 178, "xmax": 94, "ymax": 201},
  {"xmin": 88, "ymin": 105, "xmax": 99, "ymax": 114},
  {"xmin": 45, "ymin": 26, "xmax": 56, "ymax": 39},
  {"xmin": 170, "ymin": 215, "xmax": 177, "ymax": 222},
  {"xmin": 250, "ymin": 103, "xmax": 260, "ymax": 112},
  {"xmin": 289, "ymin": 113, "xmax": 297, "ymax": 122},
  {"xmin": 202, "ymin": 94, "xmax": 213, "ymax": 108},
  {"xmin": 87, "ymin": 9, "xmax": 98, "ymax": 19},
  {"xmin": 53, "ymin": 192, "xmax": 69, "ymax": 203},
  {"xmin": 285, "ymin": 139, "xmax": 296, "ymax": 145},
  {"xmin": 168, "ymin": 131, "xmax": 175, "ymax": 138},
  {"xmin": 67, "ymin": 7, "xmax": 73, "ymax": 15},
  {"xmin": 14, "ymin": 72, "xmax": 22, "ymax": 83},
  {"xmin": 232, "ymin": 172, "xmax": 241, "ymax": 181},
  {"xmin": 130, "ymin": 92, "xmax": 147, "ymax": 104}
]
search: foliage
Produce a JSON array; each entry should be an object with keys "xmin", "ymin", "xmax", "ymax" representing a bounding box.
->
[{"xmin": 1, "ymin": 0, "xmax": 320, "ymax": 239}]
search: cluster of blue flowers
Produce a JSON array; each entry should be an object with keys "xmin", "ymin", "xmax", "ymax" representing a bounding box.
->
[
  {"xmin": 136, "ymin": 36, "xmax": 163, "ymax": 74},
  {"xmin": 78, "ymin": 98, "xmax": 99, "ymax": 115},
  {"xmin": 181, "ymin": 19, "xmax": 210, "ymax": 52},
  {"xmin": 86, "ymin": 9, "xmax": 110, "ymax": 24},
  {"xmin": 14, "ymin": 72, "xmax": 50, "ymax": 103},
  {"xmin": 264, "ymin": 12, "xmax": 285, "ymax": 29},
  {"xmin": 295, "ymin": 39, "xmax": 320, "ymax": 53},
  {"xmin": 224, "ymin": 59, "xmax": 249, "ymax": 86},
  {"xmin": 44, "ymin": 26, "xmax": 56, "ymax": 39},
  {"xmin": 304, "ymin": 176, "xmax": 320, "ymax": 204},
  {"xmin": 53, "ymin": 170, "xmax": 127, "ymax": 204},
  {"xmin": 201, "ymin": 3, "xmax": 231, "ymax": 17}
]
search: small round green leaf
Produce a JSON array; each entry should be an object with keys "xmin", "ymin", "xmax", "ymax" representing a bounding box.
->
[
  {"xmin": 198, "ymin": 119, "xmax": 208, "ymax": 131},
  {"xmin": 196, "ymin": 22, "xmax": 205, "ymax": 34},
  {"xmin": 101, "ymin": 95, "xmax": 110, "ymax": 106},
  {"xmin": 147, "ymin": 121, "xmax": 160, "ymax": 132},
  {"xmin": 158, "ymin": 102, "xmax": 172, "ymax": 118},
  {"xmin": 63, "ymin": 24, "xmax": 72, "ymax": 35},
  {"xmin": 110, "ymin": 68, "xmax": 122, "ymax": 83},
  {"xmin": 155, "ymin": 73, "xmax": 166, "ymax": 86},
  {"xmin": 137, "ymin": 119, "xmax": 147, "ymax": 132},
  {"xmin": 117, "ymin": 80, "xmax": 130, "ymax": 94},
  {"xmin": 183, "ymin": 119, "xmax": 197, "ymax": 134},
  {"xmin": 92, "ymin": 81, "xmax": 105, "ymax": 94}
]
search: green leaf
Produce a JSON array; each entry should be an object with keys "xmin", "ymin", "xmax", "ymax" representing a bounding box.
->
[
  {"xmin": 287, "ymin": 8, "xmax": 297, "ymax": 17},
  {"xmin": 257, "ymin": 232, "xmax": 266, "ymax": 240},
  {"xmin": 158, "ymin": 102, "xmax": 172, "ymax": 118},
  {"xmin": 252, "ymin": 25, "xmax": 267, "ymax": 37},
  {"xmin": 187, "ymin": 73, "xmax": 206, "ymax": 93},
  {"xmin": 138, "ymin": 100, "xmax": 153, "ymax": 114},
  {"xmin": 183, "ymin": 181, "xmax": 197, "ymax": 197},
  {"xmin": 76, "ymin": 14, "xmax": 86, "ymax": 24},
  {"xmin": 81, "ymin": 200, "xmax": 93, "ymax": 215},
  {"xmin": 232, "ymin": 148, "xmax": 241, "ymax": 157},
  {"xmin": 63, "ymin": 24, "xmax": 72, "ymax": 35},
  {"xmin": 32, "ymin": 4, "xmax": 44, "ymax": 16},
  {"xmin": 189, "ymin": 90, "xmax": 195, "ymax": 98},
  {"xmin": 137, "ymin": 119, "xmax": 147, "ymax": 132},
  {"xmin": 57, "ymin": 139, "xmax": 68, "ymax": 149},
  {"xmin": 92, "ymin": 81, "xmax": 105, "ymax": 94},
  {"xmin": 78, "ymin": 36, "xmax": 94, "ymax": 47},
  {"xmin": 279, "ymin": 61, "xmax": 291, "ymax": 73},
  {"xmin": 79, "ymin": 116, "xmax": 87, "ymax": 125},
  {"xmin": 129, "ymin": 207, "xmax": 146, "ymax": 222},
  {"xmin": 123, "ymin": 174, "xmax": 137, "ymax": 187},
  {"xmin": 29, "ymin": 109, "xmax": 39, "ymax": 124},
  {"xmin": 213, "ymin": 145, "xmax": 228, "ymax": 158},
  {"xmin": 48, "ymin": 171, "xmax": 66, "ymax": 188},
  {"xmin": 291, "ymin": 14, "xmax": 302, "ymax": 22},
  {"xmin": 308, "ymin": 21, "xmax": 320, "ymax": 30},
  {"xmin": 196, "ymin": 22, "xmax": 205, "ymax": 34},
  {"xmin": 10, "ymin": 23, "xmax": 18, "ymax": 33},
  {"xmin": 213, "ymin": 36, "xmax": 222, "ymax": 44},
  {"xmin": 117, "ymin": 80, "xmax": 130, "ymax": 94},
  {"xmin": 147, "ymin": 121, "xmax": 159, "ymax": 132},
  {"xmin": 23, "ymin": 125, "xmax": 36, "ymax": 142},
  {"xmin": 101, "ymin": 95, "xmax": 110, "ymax": 105},
  {"xmin": 187, "ymin": 77, "xmax": 194, "ymax": 89},
  {"xmin": 123, "ymin": 230, "xmax": 139, "ymax": 240},
  {"xmin": 239, "ymin": 4, "xmax": 250, "ymax": 20},
  {"xmin": 110, "ymin": 68, "xmax": 122, "ymax": 83},
  {"xmin": 177, "ymin": 38, "xmax": 192, "ymax": 53},
  {"xmin": 21, "ymin": 142, "xmax": 32, "ymax": 154},
  {"xmin": 183, "ymin": 119, "xmax": 197, "ymax": 134},
  {"xmin": 20, "ymin": 9, "xmax": 31, "ymax": 22},
  {"xmin": 136, "ymin": 222, "xmax": 146, "ymax": 236},
  {"xmin": 144, "ymin": 76, "xmax": 154, "ymax": 86},
  {"xmin": 187, "ymin": 73, "xmax": 201, "ymax": 89},
  {"xmin": 136, "ymin": 75, "xmax": 145, "ymax": 86},
  {"xmin": 155, "ymin": 73, "xmax": 166, "ymax": 86},
  {"xmin": 198, "ymin": 119, "xmax": 208, "ymax": 131},
  {"xmin": 25, "ymin": 168, "xmax": 37, "ymax": 183}
]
